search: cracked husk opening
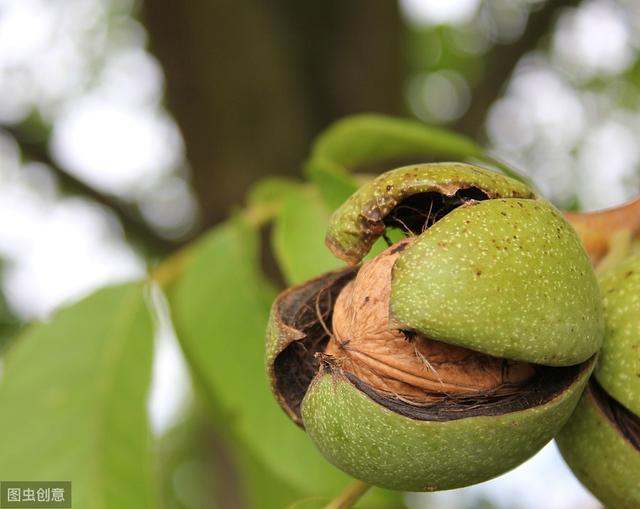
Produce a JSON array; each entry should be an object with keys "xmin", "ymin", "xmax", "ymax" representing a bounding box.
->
[
  {"xmin": 271, "ymin": 186, "xmax": 589, "ymax": 424},
  {"xmin": 591, "ymin": 378, "xmax": 640, "ymax": 452},
  {"xmin": 325, "ymin": 238, "xmax": 536, "ymax": 405}
]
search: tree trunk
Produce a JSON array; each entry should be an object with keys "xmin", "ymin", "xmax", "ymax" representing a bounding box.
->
[{"xmin": 142, "ymin": 0, "xmax": 403, "ymax": 229}]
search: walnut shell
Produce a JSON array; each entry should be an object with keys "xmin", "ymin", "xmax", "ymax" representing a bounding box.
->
[{"xmin": 327, "ymin": 238, "xmax": 535, "ymax": 405}]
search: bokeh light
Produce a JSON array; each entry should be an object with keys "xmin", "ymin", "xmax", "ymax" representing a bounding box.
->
[{"xmin": 1, "ymin": 0, "xmax": 639, "ymax": 507}]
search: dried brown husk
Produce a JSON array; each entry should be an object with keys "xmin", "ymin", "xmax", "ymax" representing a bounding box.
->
[{"xmin": 326, "ymin": 238, "xmax": 536, "ymax": 405}]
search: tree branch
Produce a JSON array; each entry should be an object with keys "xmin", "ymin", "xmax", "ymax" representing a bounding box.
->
[
  {"xmin": 454, "ymin": 0, "xmax": 581, "ymax": 138},
  {"xmin": 4, "ymin": 124, "xmax": 182, "ymax": 256}
]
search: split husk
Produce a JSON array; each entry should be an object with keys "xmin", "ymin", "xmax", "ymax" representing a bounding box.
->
[{"xmin": 267, "ymin": 163, "xmax": 603, "ymax": 490}]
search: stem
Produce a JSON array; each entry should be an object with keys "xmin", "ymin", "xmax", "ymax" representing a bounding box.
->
[
  {"xmin": 564, "ymin": 196, "xmax": 640, "ymax": 262},
  {"xmin": 150, "ymin": 245, "xmax": 194, "ymax": 290},
  {"xmin": 322, "ymin": 480, "xmax": 370, "ymax": 509},
  {"xmin": 595, "ymin": 230, "xmax": 632, "ymax": 276}
]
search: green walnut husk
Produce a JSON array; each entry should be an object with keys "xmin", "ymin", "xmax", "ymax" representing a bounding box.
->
[
  {"xmin": 267, "ymin": 163, "xmax": 603, "ymax": 491},
  {"xmin": 556, "ymin": 255, "xmax": 640, "ymax": 508}
]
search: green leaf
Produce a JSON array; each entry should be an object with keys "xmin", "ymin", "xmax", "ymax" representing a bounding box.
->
[
  {"xmin": 170, "ymin": 218, "xmax": 350, "ymax": 496},
  {"xmin": 305, "ymin": 160, "xmax": 360, "ymax": 211},
  {"xmin": 0, "ymin": 283, "xmax": 156, "ymax": 509},
  {"xmin": 247, "ymin": 176, "xmax": 302, "ymax": 210},
  {"xmin": 238, "ymin": 437, "xmax": 305, "ymax": 509},
  {"xmin": 272, "ymin": 186, "xmax": 345, "ymax": 285},
  {"xmin": 306, "ymin": 114, "xmax": 530, "ymax": 208},
  {"xmin": 311, "ymin": 114, "xmax": 485, "ymax": 167},
  {"xmin": 158, "ymin": 402, "xmax": 303, "ymax": 509}
]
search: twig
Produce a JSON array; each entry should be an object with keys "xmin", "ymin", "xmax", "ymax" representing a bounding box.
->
[
  {"xmin": 322, "ymin": 480, "xmax": 370, "ymax": 509},
  {"xmin": 4, "ymin": 124, "xmax": 185, "ymax": 255},
  {"xmin": 454, "ymin": 0, "xmax": 581, "ymax": 137},
  {"xmin": 564, "ymin": 196, "xmax": 640, "ymax": 263},
  {"xmin": 150, "ymin": 203, "xmax": 276, "ymax": 289},
  {"xmin": 595, "ymin": 230, "xmax": 633, "ymax": 276}
]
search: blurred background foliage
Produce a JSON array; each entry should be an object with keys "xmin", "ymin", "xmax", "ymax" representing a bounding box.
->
[{"xmin": 0, "ymin": 0, "xmax": 639, "ymax": 508}]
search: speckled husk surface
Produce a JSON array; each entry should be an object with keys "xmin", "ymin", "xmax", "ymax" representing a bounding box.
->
[
  {"xmin": 390, "ymin": 198, "xmax": 602, "ymax": 366},
  {"xmin": 556, "ymin": 255, "xmax": 640, "ymax": 508},
  {"xmin": 596, "ymin": 255, "xmax": 640, "ymax": 415},
  {"xmin": 325, "ymin": 163, "xmax": 534, "ymax": 265},
  {"xmin": 556, "ymin": 387, "xmax": 640, "ymax": 509},
  {"xmin": 267, "ymin": 162, "xmax": 605, "ymax": 492},
  {"xmin": 302, "ymin": 359, "xmax": 594, "ymax": 492}
]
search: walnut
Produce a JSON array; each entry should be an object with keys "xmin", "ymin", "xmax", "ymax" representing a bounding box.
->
[{"xmin": 327, "ymin": 238, "xmax": 535, "ymax": 405}]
